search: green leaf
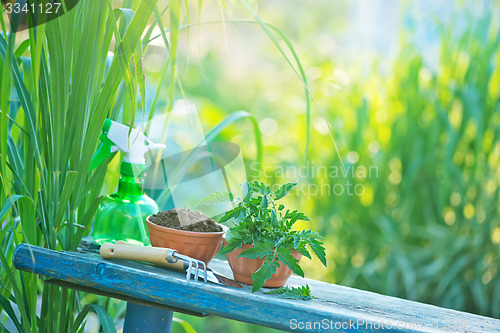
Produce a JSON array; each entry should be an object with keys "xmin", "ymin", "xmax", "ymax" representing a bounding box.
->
[
  {"xmin": 274, "ymin": 182, "xmax": 297, "ymax": 200},
  {"xmin": 293, "ymin": 234, "xmax": 301, "ymax": 249},
  {"xmin": 284, "ymin": 211, "xmax": 311, "ymax": 229},
  {"xmin": 71, "ymin": 195, "xmax": 103, "ymax": 251},
  {"xmin": 248, "ymin": 180, "xmax": 261, "ymax": 192},
  {"xmin": 0, "ymin": 244, "xmax": 30, "ymax": 332},
  {"xmin": 270, "ymin": 209, "xmax": 278, "ymax": 225},
  {"xmin": 239, "ymin": 240, "xmax": 274, "ymax": 259},
  {"xmin": 197, "ymin": 191, "xmax": 233, "ymax": 205},
  {"xmin": 284, "ymin": 210, "xmax": 311, "ymax": 222},
  {"xmin": 277, "ymin": 247, "xmax": 304, "ymax": 277},
  {"xmin": 251, "ymin": 258, "xmax": 279, "ymax": 292},
  {"xmin": 0, "ymin": 322, "xmax": 10, "ymax": 333},
  {"xmin": 173, "ymin": 317, "xmax": 197, "ymax": 333},
  {"xmin": 0, "ymin": 195, "xmax": 24, "ymax": 222},
  {"xmin": 261, "ymin": 183, "xmax": 271, "ymax": 195},
  {"xmin": 108, "ymin": 7, "xmax": 137, "ymax": 115},
  {"xmin": 14, "ymin": 39, "xmax": 30, "ymax": 57},
  {"xmin": 264, "ymin": 285, "xmax": 315, "ymax": 300},
  {"xmin": 133, "ymin": 33, "xmax": 146, "ymax": 123},
  {"xmin": 167, "ymin": 0, "xmax": 181, "ymax": 112},
  {"xmin": 241, "ymin": 180, "xmax": 251, "ymax": 202},
  {"xmin": 219, "ymin": 206, "xmax": 242, "ymax": 223},
  {"xmin": 219, "ymin": 241, "xmax": 241, "ymax": 255},
  {"xmin": 70, "ymin": 304, "xmax": 116, "ymax": 333},
  {"xmin": 295, "ymin": 244, "xmax": 311, "ymax": 260},
  {"xmin": 224, "ymin": 226, "xmax": 244, "ymax": 241},
  {"xmin": 0, "ymin": 292, "xmax": 23, "ymax": 332},
  {"xmin": 263, "ymin": 286, "xmax": 289, "ymax": 295},
  {"xmin": 297, "ymin": 213, "xmax": 311, "ymax": 221},
  {"xmin": 248, "ymin": 203, "xmax": 259, "ymax": 215},
  {"xmin": 53, "ymin": 171, "xmax": 78, "ymax": 229},
  {"xmin": 307, "ymin": 239, "xmax": 327, "ymax": 267},
  {"xmin": 260, "ymin": 195, "xmax": 268, "ymax": 209},
  {"xmin": 249, "ymin": 181, "xmax": 271, "ymax": 195},
  {"xmin": 282, "ymin": 286, "xmax": 315, "ymax": 300}
]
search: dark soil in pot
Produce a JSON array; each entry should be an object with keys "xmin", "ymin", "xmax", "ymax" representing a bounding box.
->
[{"xmin": 148, "ymin": 208, "xmax": 223, "ymax": 232}]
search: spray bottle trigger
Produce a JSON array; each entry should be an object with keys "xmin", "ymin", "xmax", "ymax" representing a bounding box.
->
[{"xmin": 89, "ymin": 133, "xmax": 117, "ymax": 171}]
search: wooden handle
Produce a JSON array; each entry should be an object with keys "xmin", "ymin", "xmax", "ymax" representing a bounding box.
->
[{"xmin": 100, "ymin": 243, "xmax": 186, "ymax": 271}]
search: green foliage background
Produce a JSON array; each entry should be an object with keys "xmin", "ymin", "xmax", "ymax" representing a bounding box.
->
[{"xmin": 162, "ymin": 1, "xmax": 500, "ymax": 330}]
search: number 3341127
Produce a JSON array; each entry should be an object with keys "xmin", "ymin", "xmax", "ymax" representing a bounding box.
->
[{"xmin": 5, "ymin": 2, "xmax": 62, "ymax": 14}]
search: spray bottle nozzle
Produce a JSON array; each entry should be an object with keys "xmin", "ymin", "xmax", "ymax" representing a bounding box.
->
[{"xmin": 89, "ymin": 119, "xmax": 165, "ymax": 172}]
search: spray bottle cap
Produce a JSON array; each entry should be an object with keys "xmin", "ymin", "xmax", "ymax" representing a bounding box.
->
[{"xmin": 89, "ymin": 119, "xmax": 165, "ymax": 175}]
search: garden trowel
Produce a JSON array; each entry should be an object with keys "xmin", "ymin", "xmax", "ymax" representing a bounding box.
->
[{"xmin": 100, "ymin": 242, "xmax": 242, "ymax": 288}]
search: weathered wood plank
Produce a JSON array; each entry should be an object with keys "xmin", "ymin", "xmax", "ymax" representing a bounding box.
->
[{"xmin": 13, "ymin": 244, "xmax": 500, "ymax": 333}]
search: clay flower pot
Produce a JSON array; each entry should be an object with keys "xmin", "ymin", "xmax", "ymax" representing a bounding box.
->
[
  {"xmin": 225, "ymin": 242, "xmax": 302, "ymax": 287},
  {"xmin": 146, "ymin": 217, "xmax": 224, "ymax": 264}
]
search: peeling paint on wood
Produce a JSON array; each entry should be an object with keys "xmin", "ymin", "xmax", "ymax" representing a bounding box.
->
[{"xmin": 12, "ymin": 244, "xmax": 500, "ymax": 333}]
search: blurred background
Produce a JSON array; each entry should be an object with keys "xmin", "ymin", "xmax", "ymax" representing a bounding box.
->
[{"xmin": 107, "ymin": 0, "xmax": 500, "ymax": 331}]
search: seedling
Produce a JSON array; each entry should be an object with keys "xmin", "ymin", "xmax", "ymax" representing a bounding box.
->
[
  {"xmin": 264, "ymin": 285, "xmax": 316, "ymax": 300},
  {"xmin": 203, "ymin": 181, "xmax": 327, "ymax": 291}
]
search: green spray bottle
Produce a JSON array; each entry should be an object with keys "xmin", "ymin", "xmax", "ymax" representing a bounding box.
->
[{"xmin": 90, "ymin": 119, "xmax": 165, "ymax": 245}]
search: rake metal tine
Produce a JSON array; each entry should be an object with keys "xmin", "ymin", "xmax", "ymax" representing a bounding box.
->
[
  {"xmin": 174, "ymin": 253, "xmax": 207, "ymax": 283},
  {"xmin": 201, "ymin": 261, "xmax": 207, "ymax": 283},
  {"xmin": 185, "ymin": 259, "xmax": 192, "ymax": 281},
  {"xmin": 194, "ymin": 261, "xmax": 199, "ymax": 281}
]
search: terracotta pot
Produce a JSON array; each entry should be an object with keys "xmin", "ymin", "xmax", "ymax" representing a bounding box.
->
[
  {"xmin": 225, "ymin": 242, "xmax": 302, "ymax": 287},
  {"xmin": 146, "ymin": 217, "xmax": 224, "ymax": 264}
]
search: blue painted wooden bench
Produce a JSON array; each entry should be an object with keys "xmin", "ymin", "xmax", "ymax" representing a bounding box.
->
[{"xmin": 12, "ymin": 243, "xmax": 500, "ymax": 333}]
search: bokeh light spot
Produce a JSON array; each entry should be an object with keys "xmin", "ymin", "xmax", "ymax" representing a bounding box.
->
[
  {"xmin": 347, "ymin": 151, "xmax": 359, "ymax": 164},
  {"xmin": 351, "ymin": 253, "xmax": 365, "ymax": 268},
  {"xmin": 463, "ymin": 203, "xmax": 475, "ymax": 219},
  {"xmin": 259, "ymin": 118, "xmax": 279, "ymax": 136},
  {"xmin": 450, "ymin": 192, "xmax": 461, "ymax": 206},
  {"xmin": 360, "ymin": 185, "xmax": 373, "ymax": 206},
  {"xmin": 443, "ymin": 207, "xmax": 455, "ymax": 226},
  {"xmin": 492, "ymin": 227, "xmax": 500, "ymax": 245},
  {"xmin": 313, "ymin": 117, "xmax": 330, "ymax": 135}
]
